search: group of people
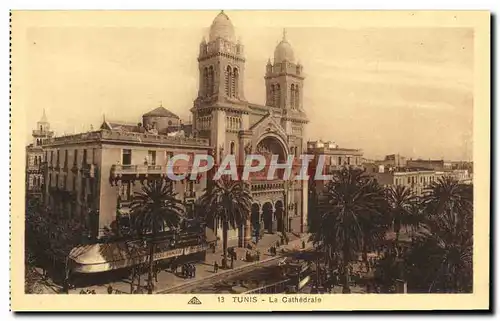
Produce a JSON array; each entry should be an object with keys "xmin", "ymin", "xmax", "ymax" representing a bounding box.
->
[{"xmin": 180, "ymin": 263, "xmax": 196, "ymax": 279}]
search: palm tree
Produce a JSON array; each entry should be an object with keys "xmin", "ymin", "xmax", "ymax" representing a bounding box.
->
[
  {"xmin": 386, "ymin": 185, "xmax": 420, "ymax": 243},
  {"xmin": 311, "ymin": 167, "xmax": 388, "ymax": 293},
  {"xmin": 405, "ymin": 177, "xmax": 473, "ymax": 293},
  {"xmin": 198, "ymin": 178, "xmax": 252, "ymax": 268},
  {"xmin": 130, "ymin": 179, "xmax": 185, "ymax": 294}
]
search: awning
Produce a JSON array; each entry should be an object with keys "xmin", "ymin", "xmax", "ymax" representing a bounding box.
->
[{"xmin": 69, "ymin": 240, "xmax": 208, "ymax": 274}]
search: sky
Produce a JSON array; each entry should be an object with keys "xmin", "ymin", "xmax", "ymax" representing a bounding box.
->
[{"xmin": 16, "ymin": 11, "xmax": 473, "ymax": 160}]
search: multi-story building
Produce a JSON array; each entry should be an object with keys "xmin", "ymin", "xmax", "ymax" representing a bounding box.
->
[
  {"xmin": 43, "ymin": 108, "xmax": 211, "ymax": 240},
  {"xmin": 364, "ymin": 163, "xmax": 444, "ymax": 196},
  {"xmin": 26, "ymin": 110, "xmax": 53, "ymax": 199}
]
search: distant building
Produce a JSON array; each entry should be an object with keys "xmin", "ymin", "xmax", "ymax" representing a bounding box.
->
[
  {"xmin": 406, "ymin": 159, "xmax": 452, "ymax": 171},
  {"xmin": 378, "ymin": 154, "xmax": 407, "ymax": 167},
  {"xmin": 26, "ymin": 110, "xmax": 53, "ymax": 199},
  {"xmin": 364, "ymin": 163, "xmax": 444, "ymax": 196}
]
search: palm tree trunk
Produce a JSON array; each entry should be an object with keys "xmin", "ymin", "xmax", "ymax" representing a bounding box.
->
[
  {"xmin": 342, "ymin": 248, "xmax": 351, "ymax": 293},
  {"xmin": 147, "ymin": 242, "xmax": 155, "ymax": 294},
  {"xmin": 222, "ymin": 220, "xmax": 229, "ymax": 269}
]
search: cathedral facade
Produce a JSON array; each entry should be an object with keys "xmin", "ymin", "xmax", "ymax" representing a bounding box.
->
[{"xmin": 192, "ymin": 12, "xmax": 309, "ymax": 244}]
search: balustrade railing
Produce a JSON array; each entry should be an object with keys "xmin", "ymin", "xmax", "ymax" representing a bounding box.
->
[{"xmin": 45, "ymin": 129, "xmax": 210, "ymax": 147}]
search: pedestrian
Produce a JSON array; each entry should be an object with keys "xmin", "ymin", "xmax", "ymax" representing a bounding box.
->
[
  {"xmin": 230, "ymin": 256, "xmax": 234, "ymax": 269},
  {"xmin": 193, "ymin": 265, "xmax": 196, "ymax": 278},
  {"xmin": 302, "ymin": 240, "xmax": 305, "ymax": 249},
  {"xmin": 107, "ymin": 285, "xmax": 113, "ymax": 294},
  {"xmin": 214, "ymin": 261, "xmax": 219, "ymax": 273}
]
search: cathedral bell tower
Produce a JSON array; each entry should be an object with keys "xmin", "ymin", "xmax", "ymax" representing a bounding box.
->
[
  {"xmin": 265, "ymin": 29, "xmax": 304, "ymax": 111},
  {"xmin": 192, "ymin": 11, "xmax": 249, "ymax": 166},
  {"xmin": 196, "ymin": 11, "xmax": 246, "ymax": 102}
]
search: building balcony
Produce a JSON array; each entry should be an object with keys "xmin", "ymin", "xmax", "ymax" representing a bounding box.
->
[
  {"xmin": 111, "ymin": 164, "xmax": 164, "ymax": 177},
  {"xmin": 250, "ymin": 180, "xmax": 285, "ymax": 193}
]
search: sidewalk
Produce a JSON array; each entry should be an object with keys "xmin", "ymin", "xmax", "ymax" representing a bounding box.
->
[{"xmin": 69, "ymin": 232, "xmax": 312, "ymax": 294}]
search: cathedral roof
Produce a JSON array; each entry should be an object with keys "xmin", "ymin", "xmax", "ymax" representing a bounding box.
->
[
  {"xmin": 143, "ymin": 106, "xmax": 180, "ymax": 119},
  {"xmin": 209, "ymin": 11, "xmax": 236, "ymax": 42},
  {"xmin": 274, "ymin": 29, "xmax": 295, "ymax": 63}
]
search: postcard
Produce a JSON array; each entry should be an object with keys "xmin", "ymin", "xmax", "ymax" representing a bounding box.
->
[{"xmin": 10, "ymin": 10, "xmax": 490, "ymax": 312}]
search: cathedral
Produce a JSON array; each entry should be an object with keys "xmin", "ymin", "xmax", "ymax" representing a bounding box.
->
[{"xmin": 192, "ymin": 11, "xmax": 309, "ymax": 242}]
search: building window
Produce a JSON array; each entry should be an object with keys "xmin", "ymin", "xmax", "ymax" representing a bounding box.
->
[
  {"xmin": 270, "ymin": 85, "xmax": 275, "ymax": 106},
  {"xmin": 408, "ymin": 177, "xmax": 410, "ymax": 184},
  {"xmin": 347, "ymin": 157, "xmax": 351, "ymax": 165},
  {"xmin": 230, "ymin": 141, "xmax": 235, "ymax": 155},
  {"xmin": 148, "ymin": 150, "xmax": 157, "ymax": 166},
  {"xmin": 203, "ymin": 67, "xmax": 209, "ymax": 96},
  {"xmin": 225, "ymin": 66, "xmax": 232, "ymax": 97},
  {"xmin": 232, "ymin": 67, "xmax": 239, "ymax": 98},
  {"xmin": 209, "ymin": 66, "xmax": 215, "ymax": 95},
  {"xmin": 290, "ymin": 84, "xmax": 296, "ymax": 109},
  {"xmin": 119, "ymin": 182, "xmax": 131, "ymax": 201},
  {"xmin": 56, "ymin": 150, "xmax": 60, "ymax": 167},
  {"xmin": 274, "ymin": 84, "xmax": 281, "ymax": 107},
  {"xmin": 122, "ymin": 149, "xmax": 132, "ymax": 165},
  {"xmin": 73, "ymin": 149, "xmax": 78, "ymax": 166},
  {"xmin": 64, "ymin": 150, "xmax": 68, "ymax": 169},
  {"xmin": 82, "ymin": 149, "xmax": 87, "ymax": 165},
  {"xmin": 338, "ymin": 157, "xmax": 342, "ymax": 166}
]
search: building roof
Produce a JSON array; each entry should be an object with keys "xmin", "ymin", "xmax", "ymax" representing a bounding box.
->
[
  {"xmin": 100, "ymin": 121, "xmax": 143, "ymax": 133},
  {"xmin": 274, "ymin": 29, "xmax": 295, "ymax": 63},
  {"xmin": 209, "ymin": 11, "xmax": 235, "ymax": 42},
  {"xmin": 143, "ymin": 106, "xmax": 180, "ymax": 119}
]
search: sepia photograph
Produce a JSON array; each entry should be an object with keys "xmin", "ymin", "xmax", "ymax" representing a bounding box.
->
[{"xmin": 9, "ymin": 9, "xmax": 490, "ymax": 311}]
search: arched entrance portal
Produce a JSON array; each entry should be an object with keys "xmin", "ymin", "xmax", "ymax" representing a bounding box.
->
[
  {"xmin": 251, "ymin": 203, "xmax": 261, "ymax": 243},
  {"xmin": 275, "ymin": 200, "xmax": 285, "ymax": 233},
  {"xmin": 255, "ymin": 135, "xmax": 288, "ymax": 180},
  {"xmin": 262, "ymin": 202, "xmax": 274, "ymax": 234}
]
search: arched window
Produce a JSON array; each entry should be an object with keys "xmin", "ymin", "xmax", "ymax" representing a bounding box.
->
[
  {"xmin": 290, "ymin": 84, "xmax": 296, "ymax": 109},
  {"xmin": 230, "ymin": 141, "xmax": 235, "ymax": 155},
  {"xmin": 232, "ymin": 68, "xmax": 239, "ymax": 98},
  {"xmin": 270, "ymin": 85, "xmax": 275, "ymax": 106},
  {"xmin": 203, "ymin": 67, "xmax": 209, "ymax": 96},
  {"xmin": 209, "ymin": 66, "xmax": 215, "ymax": 95},
  {"xmin": 225, "ymin": 66, "xmax": 232, "ymax": 97},
  {"xmin": 34, "ymin": 156, "xmax": 37, "ymax": 165},
  {"xmin": 295, "ymin": 86, "xmax": 300, "ymax": 108},
  {"xmin": 39, "ymin": 125, "xmax": 43, "ymax": 131},
  {"xmin": 275, "ymin": 84, "xmax": 281, "ymax": 108}
]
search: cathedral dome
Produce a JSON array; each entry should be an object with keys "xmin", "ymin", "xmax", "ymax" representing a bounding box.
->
[
  {"xmin": 274, "ymin": 30, "xmax": 295, "ymax": 63},
  {"xmin": 209, "ymin": 11, "xmax": 236, "ymax": 42}
]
